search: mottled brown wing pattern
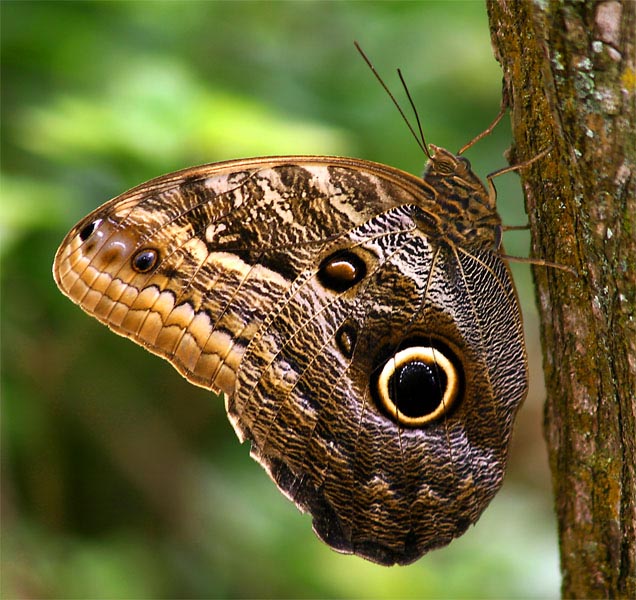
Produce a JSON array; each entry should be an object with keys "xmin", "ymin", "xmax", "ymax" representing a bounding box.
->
[
  {"xmin": 230, "ymin": 233, "xmax": 525, "ymax": 564},
  {"xmin": 53, "ymin": 151, "xmax": 527, "ymax": 565}
]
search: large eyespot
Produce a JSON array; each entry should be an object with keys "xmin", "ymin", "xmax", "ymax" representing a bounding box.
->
[
  {"xmin": 317, "ymin": 250, "xmax": 366, "ymax": 293},
  {"xmin": 79, "ymin": 219, "xmax": 102, "ymax": 242},
  {"xmin": 131, "ymin": 248, "xmax": 159, "ymax": 273},
  {"xmin": 373, "ymin": 341, "xmax": 463, "ymax": 427}
]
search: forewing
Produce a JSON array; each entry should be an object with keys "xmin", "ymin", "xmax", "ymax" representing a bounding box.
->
[{"xmin": 53, "ymin": 157, "xmax": 423, "ymax": 396}]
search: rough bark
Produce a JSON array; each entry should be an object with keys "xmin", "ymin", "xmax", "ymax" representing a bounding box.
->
[{"xmin": 486, "ymin": 1, "xmax": 635, "ymax": 598}]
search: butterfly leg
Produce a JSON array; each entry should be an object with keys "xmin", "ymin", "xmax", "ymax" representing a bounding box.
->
[{"xmin": 457, "ymin": 104, "xmax": 508, "ymax": 155}]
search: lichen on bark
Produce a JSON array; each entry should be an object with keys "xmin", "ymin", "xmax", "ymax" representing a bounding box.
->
[{"xmin": 486, "ymin": 1, "xmax": 635, "ymax": 598}]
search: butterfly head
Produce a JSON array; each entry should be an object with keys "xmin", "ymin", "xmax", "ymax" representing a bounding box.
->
[
  {"xmin": 419, "ymin": 145, "xmax": 502, "ymax": 249},
  {"xmin": 425, "ymin": 145, "xmax": 480, "ymax": 187}
]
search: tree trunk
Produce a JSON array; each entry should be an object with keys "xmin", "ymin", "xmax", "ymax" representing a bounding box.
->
[{"xmin": 486, "ymin": 1, "xmax": 635, "ymax": 598}]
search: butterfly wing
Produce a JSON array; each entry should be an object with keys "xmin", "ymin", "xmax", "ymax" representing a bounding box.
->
[
  {"xmin": 229, "ymin": 217, "xmax": 527, "ymax": 565},
  {"xmin": 54, "ymin": 157, "xmax": 423, "ymax": 394},
  {"xmin": 53, "ymin": 155, "xmax": 527, "ymax": 565}
]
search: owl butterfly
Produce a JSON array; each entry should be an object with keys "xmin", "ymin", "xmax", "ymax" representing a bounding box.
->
[{"xmin": 53, "ymin": 51, "xmax": 542, "ymax": 566}]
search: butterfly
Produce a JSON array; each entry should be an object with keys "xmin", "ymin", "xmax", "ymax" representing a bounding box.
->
[{"xmin": 53, "ymin": 48, "xmax": 537, "ymax": 565}]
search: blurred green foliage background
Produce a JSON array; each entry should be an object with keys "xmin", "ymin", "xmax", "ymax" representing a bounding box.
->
[{"xmin": 2, "ymin": 2, "xmax": 559, "ymax": 598}]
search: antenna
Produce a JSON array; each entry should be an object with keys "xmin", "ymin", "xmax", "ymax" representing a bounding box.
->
[
  {"xmin": 354, "ymin": 41, "xmax": 431, "ymax": 159},
  {"xmin": 397, "ymin": 68, "xmax": 428, "ymax": 156}
]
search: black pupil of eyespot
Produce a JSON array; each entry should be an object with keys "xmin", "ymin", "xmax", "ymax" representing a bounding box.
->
[
  {"xmin": 133, "ymin": 250, "xmax": 157, "ymax": 272},
  {"xmin": 393, "ymin": 360, "xmax": 446, "ymax": 418},
  {"xmin": 79, "ymin": 222, "xmax": 97, "ymax": 241}
]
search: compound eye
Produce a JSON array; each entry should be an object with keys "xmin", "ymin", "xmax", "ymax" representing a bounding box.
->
[{"xmin": 435, "ymin": 160, "xmax": 454, "ymax": 175}]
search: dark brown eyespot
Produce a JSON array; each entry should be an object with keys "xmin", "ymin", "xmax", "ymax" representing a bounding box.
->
[
  {"xmin": 373, "ymin": 340, "xmax": 463, "ymax": 427},
  {"xmin": 131, "ymin": 248, "xmax": 159, "ymax": 273},
  {"xmin": 79, "ymin": 219, "xmax": 101, "ymax": 242},
  {"xmin": 335, "ymin": 321, "xmax": 358, "ymax": 359},
  {"xmin": 317, "ymin": 250, "xmax": 366, "ymax": 293}
]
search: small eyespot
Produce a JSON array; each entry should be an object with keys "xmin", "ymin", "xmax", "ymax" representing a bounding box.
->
[
  {"xmin": 79, "ymin": 219, "xmax": 101, "ymax": 242},
  {"xmin": 131, "ymin": 249, "xmax": 159, "ymax": 273},
  {"xmin": 335, "ymin": 321, "xmax": 358, "ymax": 359},
  {"xmin": 317, "ymin": 250, "xmax": 366, "ymax": 293}
]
